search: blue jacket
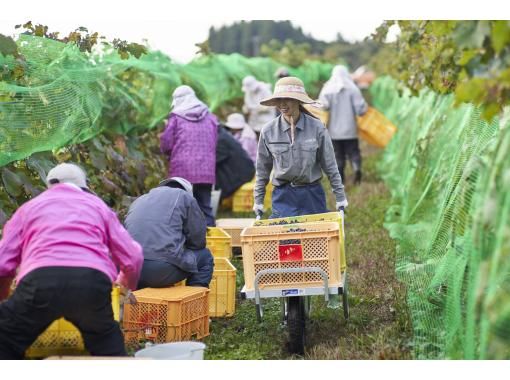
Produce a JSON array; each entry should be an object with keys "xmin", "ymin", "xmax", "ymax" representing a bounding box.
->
[{"xmin": 124, "ymin": 187, "xmax": 206, "ymax": 273}]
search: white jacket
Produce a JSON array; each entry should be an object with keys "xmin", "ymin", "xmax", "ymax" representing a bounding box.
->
[{"xmin": 242, "ymin": 80, "xmax": 275, "ymax": 132}]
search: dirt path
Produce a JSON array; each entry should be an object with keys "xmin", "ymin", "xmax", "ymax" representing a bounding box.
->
[{"xmin": 205, "ymin": 142, "xmax": 413, "ymax": 359}]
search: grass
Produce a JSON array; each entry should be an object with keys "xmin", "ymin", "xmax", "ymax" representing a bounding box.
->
[{"xmin": 204, "ymin": 142, "xmax": 413, "ymax": 359}]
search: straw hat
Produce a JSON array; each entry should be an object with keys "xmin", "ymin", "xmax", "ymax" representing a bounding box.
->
[
  {"xmin": 224, "ymin": 113, "xmax": 248, "ymax": 130},
  {"xmin": 260, "ymin": 77, "xmax": 315, "ymax": 106},
  {"xmin": 46, "ymin": 163, "xmax": 88, "ymax": 188}
]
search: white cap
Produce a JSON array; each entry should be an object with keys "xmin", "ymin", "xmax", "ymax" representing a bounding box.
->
[
  {"xmin": 159, "ymin": 177, "xmax": 193, "ymax": 194},
  {"xmin": 225, "ymin": 113, "xmax": 248, "ymax": 130},
  {"xmin": 242, "ymin": 75, "xmax": 257, "ymax": 92},
  {"xmin": 46, "ymin": 163, "xmax": 88, "ymax": 188}
]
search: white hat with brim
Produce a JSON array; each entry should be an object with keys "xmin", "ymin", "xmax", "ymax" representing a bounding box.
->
[
  {"xmin": 159, "ymin": 177, "xmax": 193, "ymax": 194},
  {"xmin": 224, "ymin": 113, "xmax": 248, "ymax": 130},
  {"xmin": 46, "ymin": 163, "xmax": 88, "ymax": 188},
  {"xmin": 260, "ymin": 76, "xmax": 315, "ymax": 106}
]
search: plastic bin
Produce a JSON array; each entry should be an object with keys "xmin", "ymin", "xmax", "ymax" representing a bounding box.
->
[
  {"xmin": 206, "ymin": 227, "xmax": 232, "ymax": 259},
  {"xmin": 253, "ymin": 212, "xmax": 346, "ymax": 271},
  {"xmin": 25, "ymin": 287, "xmax": 121, "ymax": 358},
  {"xmin": 134, "ymin": 342, "xmax": 206, "ymax": 360},
  {"xmin": 232, "ymin": 181, "xmax": 272, "ymax": 213},
  {"xmin": 216, "ymin": 218, "xmax": 255, "ymax": 248},
  {"xmin": 241, "ymin": 221, "xmax": 342, "ymax": 292},
  {"xmin": 357, "ymin": 106, "xmax": 397, "ymax": 148},
  {"xmin": 123, "ymin": 286, "xmax": 209, "ymax": 350},
  {"xmin": 209, "ymin": 258, "xmax": 237, "ymax": 317},
  {"xmin": 219, "ymin": 196, "xmax": 233, "ymax": 211}
]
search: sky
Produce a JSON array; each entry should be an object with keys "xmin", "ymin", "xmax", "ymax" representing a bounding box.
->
[
  {"xmin": 1, "ymin": 0, "xmax": 503, "ymax": 63},
  {"xmin": 0, "ymin": 18, "xmax": 385, "ymax": 63},
  {"xmin": 0, "ymin": 0, "xmax": 426, "ymax": 64}
]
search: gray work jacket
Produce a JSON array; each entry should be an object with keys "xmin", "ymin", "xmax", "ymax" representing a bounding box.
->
[
  {"xmin": 254, "ymin": 113, "xmax": 347, "ymax": 206},
  {"xmin": 124, "ymin": 187, "xmax": 206, "ymax": 273},
  {"xmin": 319, "ymin": 85, "xmax": 368, "ymax": 140}
]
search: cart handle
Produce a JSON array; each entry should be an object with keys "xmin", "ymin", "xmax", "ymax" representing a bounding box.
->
[{"xmin": 254, "ymin": 267, "xmax": 329, "ymax": 320}]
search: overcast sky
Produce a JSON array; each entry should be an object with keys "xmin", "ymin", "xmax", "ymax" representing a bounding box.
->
[
  {"xmin": 0, "ymin": 18, "xmax": 384, "ymax": 63},
  {"xmin": 0, "ymin": 0, "xmax": 505, "ymax": 63}
]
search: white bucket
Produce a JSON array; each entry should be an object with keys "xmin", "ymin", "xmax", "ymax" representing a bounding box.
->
[
  {"xmin": 134, "ymin": 342, "xmax": 206, "ymax": 360},
  {"xmin": 210, "ymin": 187, "xmax": 222, "ymax": 217}
]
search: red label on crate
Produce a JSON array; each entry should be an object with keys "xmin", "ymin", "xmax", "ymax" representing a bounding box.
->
[{"xmin": 279, "ymin": 244, "xmax": 303, "ymax": 261}]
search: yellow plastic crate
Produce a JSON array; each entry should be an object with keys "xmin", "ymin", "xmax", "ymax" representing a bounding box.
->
[
  {"xmin": 254, "ymin": 212, "xmax": 346, "ymax": 271},
  {"xmin": 216, "ymin": 218, "xmax": 255, "ymax": 247},
  {"xmin": 206, "ymin": 227, "xmax": 232, "ymax": 259},
  {"xmin": 25, "ymin": 287, "xmax": 121, "ymax": 358},
  {"xmin": 220, "ymin": 196, "xmax": 233, "ymax": 211},
  {"xmin": 209, "ymin": 258, "xmax": 237, "ymax": 317},
  {"xmin": 232, "ymin": 181, "xmax": 273, "ymax": 212},
  {"xmin": 241, "ymin": 221, "xmax": 342, "ymax": 292},
  {"xmin": 123, "ymin": 286, "xmax": 209, "ymax": 350},
  {"xmin": 357, "ymin": 106, "xmax": 397, "ymax": 148},
  {"xmin": 303, "ymin": 104, "xmax": 329, "ymax": 126}
]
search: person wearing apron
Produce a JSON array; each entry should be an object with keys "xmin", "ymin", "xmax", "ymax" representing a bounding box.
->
[{"xmin": 253, "ymin": 76, "xmax": 348, "ymax": 219}]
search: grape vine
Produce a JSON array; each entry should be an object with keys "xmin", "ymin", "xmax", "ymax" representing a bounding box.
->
[{"xmin": 371, "ymin": 20, "xmax": 510, "ymax": 120}]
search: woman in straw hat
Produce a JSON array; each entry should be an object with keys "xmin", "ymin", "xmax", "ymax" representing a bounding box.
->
[{"xmin": 253, "ymin": 76, "xmax": 348, "ymax": 219}]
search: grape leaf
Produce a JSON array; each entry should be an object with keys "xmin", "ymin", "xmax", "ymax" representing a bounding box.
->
[
  {"xmin": 0, "ymin": 34, "xmax": 19, "ymax": 58},
  {"xmin": 1, "ymin": 168, "xmax": 23, "ymax": 197},
  {"xmin": 453, "ymin": 21, "xmax": 489, "ymax": 49},
  {"xmin": 491, "ymin": 21, "xmax": 510, "ymax": 54}
]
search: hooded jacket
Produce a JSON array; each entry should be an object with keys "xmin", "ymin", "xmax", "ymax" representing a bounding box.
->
[
  {"xmin": 318, "ymin": 65, "xmax": 368, "ymax": 140},
  {"xmin": 242, "ymin": 78, "xmax": 275, "ymax": 132},
  {"xmin": 160, "ymin": 104, "xmax": 218, "ymax": 184}
]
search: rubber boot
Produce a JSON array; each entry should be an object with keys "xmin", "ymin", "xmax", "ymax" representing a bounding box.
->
[{"xmin": 354, "ymin": 170, "xmax": 362, "ymax": 186}]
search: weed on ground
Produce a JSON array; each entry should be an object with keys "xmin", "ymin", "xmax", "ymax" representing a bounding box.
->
[{"xmin": 205, "ymin": 143, "xmax": 413, "ymax": 359}]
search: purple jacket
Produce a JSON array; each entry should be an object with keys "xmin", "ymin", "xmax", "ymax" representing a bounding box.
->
[{"xmin": 160, "ymin": 106, "xmax": 218, "ymax": 184}]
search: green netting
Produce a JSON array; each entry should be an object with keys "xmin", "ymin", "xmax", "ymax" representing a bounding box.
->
[
  {"xmin": 372, "ymin": 76, "xmax": 510, "ymax": 359},
  {"xmin": 0, "ymin": 35, "xmax": 333, "ymax": 167}
]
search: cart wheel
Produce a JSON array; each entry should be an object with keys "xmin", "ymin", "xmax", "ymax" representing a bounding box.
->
[
  {"xmin": 342, "ymin": 278, "xmax": 350, "ymax": 320},
  {"xmin": 287, "ymin": 296, "xmax": 306, "ymax": 355}
]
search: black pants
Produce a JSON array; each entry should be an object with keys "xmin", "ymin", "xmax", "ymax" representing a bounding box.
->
[
  {"xmin": 0, "ymin": 267, "xmax": 126, "ymax": 359},
  {"xmin": 137, "ymin": 248, "xmax": 215, "ymax": 289},
  {"xmin": 193, "ymin": 183, "xmax": 215, "ymax": 227},
  {"xmin": 332, "ymin": 139, "xmax": 362, "ymax": 182}
]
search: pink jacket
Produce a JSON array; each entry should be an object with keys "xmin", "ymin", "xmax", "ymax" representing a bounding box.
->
[
  {"xmin": 0, "ymin": 184, "xmax": 143, "ymax": 290},
  {"xmin": 160, "ymin": 107, "xmax": 218, "ymax": 184}
]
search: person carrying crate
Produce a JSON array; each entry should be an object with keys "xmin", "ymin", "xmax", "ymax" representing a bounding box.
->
[
  {"xmin": 124, "ymin": 177, "xmax": 214, "ymax": 290},
  {"xmin": 253, "ymin": 76, "xmax": 348, "ymax": 219},
  {"xmin": 318, "ymin": 65, "xmax": 368, "ymax": 185},
  {"xmin": 0, "ymin": 163, "xmax": 144, "ymax": 359}
]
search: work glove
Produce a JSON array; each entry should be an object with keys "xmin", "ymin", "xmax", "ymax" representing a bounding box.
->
[
  {"xmin": 335, "ymin": 202, "xmax": 346, "ymax": 213},
  {"xmin": 253, "ymin": 203, "xmax": 264, "ymax": 220},
  {"xmin": 336, "ymin": 202, "xmax": 346, "ymax": 239}
]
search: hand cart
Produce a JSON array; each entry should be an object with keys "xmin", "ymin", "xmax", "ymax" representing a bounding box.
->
[{"xmin": 240, "ymin": 214, "xmax": 348, "ymax": 355}]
